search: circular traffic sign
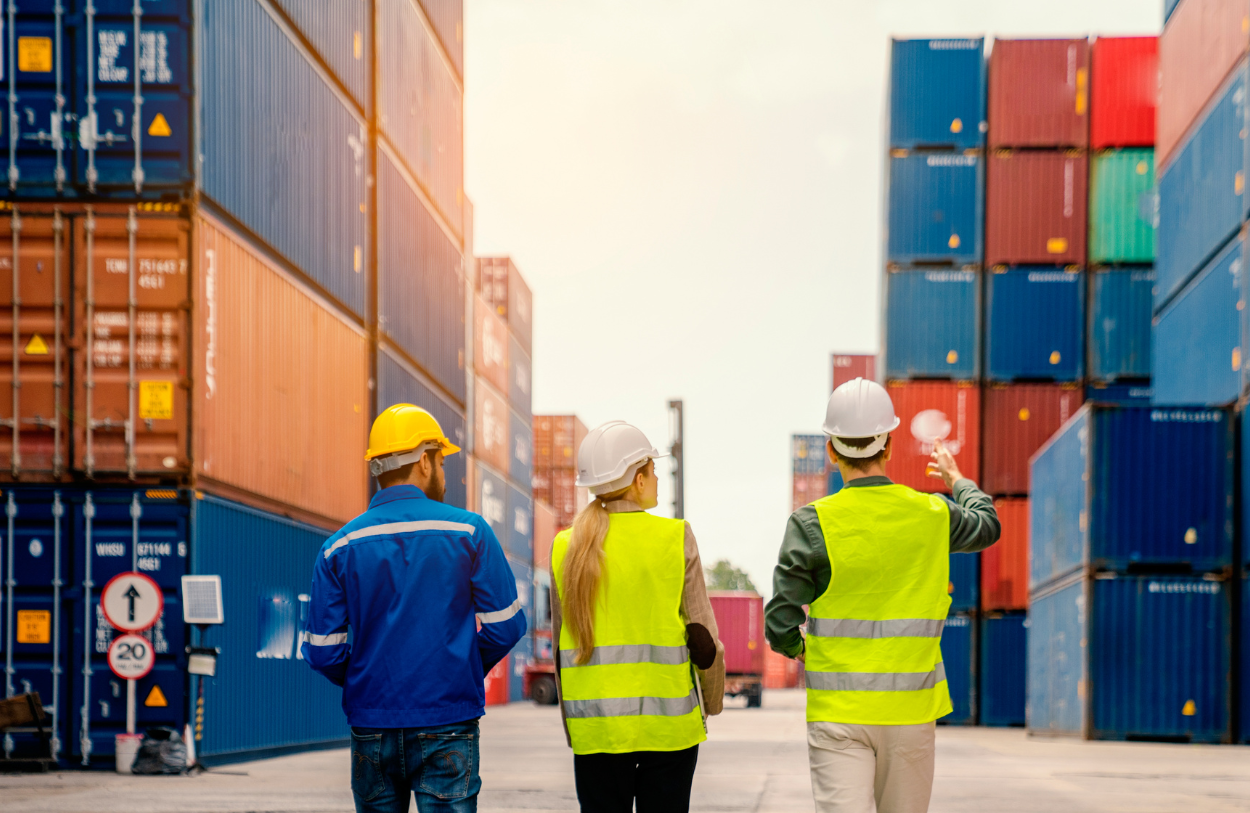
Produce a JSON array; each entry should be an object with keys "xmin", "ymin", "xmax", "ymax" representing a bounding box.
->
[
  {"xmin": 107, "ymin": 633, "xmax": 155, "ymax": 680},
  {"xmin": 100, "ymin": 572, "xmax": 164, "ymax": 632}
]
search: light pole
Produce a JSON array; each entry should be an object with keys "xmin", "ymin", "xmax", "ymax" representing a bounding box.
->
[{"xmin": 668, "ymin": 400, "xmax": 684, "ymax": 519}]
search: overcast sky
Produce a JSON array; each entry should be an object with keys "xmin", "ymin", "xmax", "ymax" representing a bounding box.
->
[{"xmin": 465, "ymin": 0, "xmax": 1161, "ymax": 596}]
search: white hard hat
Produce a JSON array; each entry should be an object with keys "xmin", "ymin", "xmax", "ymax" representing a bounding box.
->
[
  {"xmin": 822, "ymin": 377, "xmax": 901, "ymax": 459},
  {"xmin": 576, "ymin": 421, "xmax": 668, "ymax": 495}
]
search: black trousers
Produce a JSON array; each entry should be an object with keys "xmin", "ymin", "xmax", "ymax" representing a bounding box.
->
[{"xmin": 572, "ymin": 745, "xmax": 699, "ymax": 813}]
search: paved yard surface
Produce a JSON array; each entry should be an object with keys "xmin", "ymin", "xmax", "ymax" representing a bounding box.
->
[{"xmin": 4, "ymin": 690, "xmax": 1250, "ymax": 812}]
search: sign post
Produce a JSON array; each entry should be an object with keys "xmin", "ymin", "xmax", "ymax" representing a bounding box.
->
[{"xmin": 99, "ymin": 572, "xmax": 162, "ymax": 737}]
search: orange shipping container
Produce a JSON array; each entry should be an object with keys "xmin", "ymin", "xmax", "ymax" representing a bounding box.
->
[
  {"xmin": 533, "ymin": 498, "xmax": 557, "ymax": 570},
  {"xmin": 533, "ymin": 415, "xmax": 587, "ymax": 470},
  {"xmin": 193, "ymin": 213, "xmax": 369, "ymax": 525},
  {"xmin": 474, "ymin": 294, "xmax": 508, "ymax": 394},
  {"xmin": 982, "ymin": 498, "xmax": 1029, "ymax": 610},
  {"xmin": 763, "ymin": 647, "xmax": 801, "ymax": 689},
  {"xmin": 474, "ymin": 378, "xmax": 510, "ymax": 472}
]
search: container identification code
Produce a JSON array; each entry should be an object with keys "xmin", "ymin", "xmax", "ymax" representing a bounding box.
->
[
  {"xmin": 1149, "ymin": 410, "xmax": 1223, "ymax": 423},
  {"xmin": 924, "ymin": 271, "xmax": 974, "ymax": 283},
  {"xmin": 925, "ymin": 155, "xmax": 977, "ymax": 167},
  {"xmin": 1026, "ymin": 272, "xmax": 1077, "ymax": 283},
  {"xmin": 929, "ymin": 40, "xmax": 979, "ymax": 50},
  {"xmin": 1147, "ymin": 581, "xmax": 1220, "ymax": 595}
]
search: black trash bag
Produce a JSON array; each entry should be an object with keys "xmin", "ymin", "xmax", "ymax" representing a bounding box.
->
[{"xmin": 131, "ymin": 726, "xmax": 188, "ymax": 775}]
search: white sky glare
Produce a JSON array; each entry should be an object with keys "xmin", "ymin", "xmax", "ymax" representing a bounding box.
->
[{"xmin": 465, "ymin": 1, "xmax": 1162, "ymax": 596}]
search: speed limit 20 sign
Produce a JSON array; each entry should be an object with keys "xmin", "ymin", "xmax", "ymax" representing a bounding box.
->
[{"xmin": 107, "ymin": 634, "xmax": 155, "ymax": 680}]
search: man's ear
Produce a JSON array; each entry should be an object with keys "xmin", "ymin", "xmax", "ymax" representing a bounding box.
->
[{"xmin": 883, "ymin": 434, "xmax": 893, "ymax": 462}]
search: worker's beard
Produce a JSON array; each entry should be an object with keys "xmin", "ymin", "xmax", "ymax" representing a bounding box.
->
[{"xmin": 423, "ymin": 470, "xmax": 446, "ymax": 503}]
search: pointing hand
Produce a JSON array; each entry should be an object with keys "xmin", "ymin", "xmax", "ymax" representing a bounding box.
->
[{"xmin": 926, "ymin": 439, "xmax": 963, "ymax": 489}]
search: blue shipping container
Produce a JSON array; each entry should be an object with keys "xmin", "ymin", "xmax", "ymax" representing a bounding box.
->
[
  {"xmin": 504, "ymin": 484, "xmax": 533, "ymax": 564},
  {"xmin": 1085, "ymin": 382, "xmax": 1153, "ymax": 405},
  {"xmin": 1089, "ymin": 267, "xmax": 1153, "ymax": 381},
  {"xmin": 476, "ymin": 461, "xmax": 508, "ymax": 544},
  {"xmin": 509, "ymin": 335, "xmax": 532, "ymax": 422},
  {"xmin": 1030, "ymin": 405, "xmax": 1233, "ymax": 588},
  {"xmin": 889, "ymin": 38, "xmax": 986, "ymax": 150},
  {"xmin": 1152, "ymin": 231, "xmax": 1243, "ymax": 406},
  {"xmin": 987, "ymin": 268, "xmax": 1085, "ymax": 381},
  {"xmin": 885, "ymin": 268, "xmax": 981, "ymax": 379},
  {"xmin": 980, "ymin": 613, "xmax": 1027, "ymax": 727},
  {"xmin": 271, "ymin": 0, "xmax": 372, "ymax": 113},
  {"xmin": 376, "ymin": 346, "xmax": 468, "ymax": 510},
  {"xmin": 1029, "ymin": 572, "xmax": 1230, "ymax": 742},
  {"xmin": 887, "ymin": 154, "xmax": 984, "ymax": 264},
  {"xmin": 1242, "ymin": 570, "xmax": 1250, "ymax": 743},
  {"xmin": 201, "ymin": 0, "xmax": 371, "ymax": 320},
  {"xmin": 1164, "ymin": 0, "xmax": 1182, "ymax": 22},
  {"xmin": 939, "ymin": 612, "xmax": 976, "ymax": 725},
  {"xmin": 1155, "ymin": 60, "xmax": 1248, "ymax": 314},
  {"xmin": 949, "ymin": 552, "xmax": 979, "ymax": 613},
  {"xmin": 377, "ymin": 146, "xmax": 467, "ymax": 404},
  {"xmin": 1, "ymin": 1, "xmax": 194, "ymax": 198},
  {"xmin": 507, "ymin": 634, "xmax": 533, "ymax": 704},
  {"xmin": 509, "ymin": 409, "xmax": 533, "ymax": 488},
  {"xmin": 826, "ymin": 467, "xmax": 844, "ymax": 496},
  {"xmin": 792, "ymin": 434, "xmax": 827, "ymax": 476}
]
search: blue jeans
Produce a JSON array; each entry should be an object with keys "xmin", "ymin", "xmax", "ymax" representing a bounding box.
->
[{"xmin": 350, "ymin": 720, "xmax": 482, "ymax": 813}]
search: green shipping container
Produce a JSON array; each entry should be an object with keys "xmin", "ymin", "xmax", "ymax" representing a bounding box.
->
[{"xmin": 1088, "ymin": 149, "xmax": 1156, "ymax": 264}]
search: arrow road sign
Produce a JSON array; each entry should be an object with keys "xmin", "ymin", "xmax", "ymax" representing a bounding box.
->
[
  {"xmin": 101, "ymin": 572, "xmax": 163, "ymax": 632},
  {"xmin": 108, "ymin": 633, "xmax": 155, "ymax": 681}
]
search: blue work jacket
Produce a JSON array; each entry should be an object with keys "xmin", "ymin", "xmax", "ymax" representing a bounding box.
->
[{"xmin": 302, "ymin": 485, "xmax": 527, "ymax": 728}]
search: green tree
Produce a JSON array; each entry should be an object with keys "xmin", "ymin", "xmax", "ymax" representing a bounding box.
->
[{"xmin": 704, "ymin": 559, "xmax": 757, "ymax": 592}]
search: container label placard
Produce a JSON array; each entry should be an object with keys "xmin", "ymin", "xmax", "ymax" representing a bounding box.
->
[
  {"xmin": 139, "ymin": 381, "xmax": 174, "ymax": 420},
  {"xmin": 18, "ymin": 37, "xmax": 53, "ymax": 73},
  {"xmin": 16, "ymin": 610, "xmax": 51, "ymax": 644}
]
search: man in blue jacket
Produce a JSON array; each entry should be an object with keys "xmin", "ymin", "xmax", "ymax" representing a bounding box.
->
[{"xmin": 303, "ymin": 403, "xmax": 527, "ymax": 813}]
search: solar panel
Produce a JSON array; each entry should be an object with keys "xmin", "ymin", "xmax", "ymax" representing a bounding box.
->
[{"xmin": 181, "ymin": 576, "xmax": 225, "ymax": 624}]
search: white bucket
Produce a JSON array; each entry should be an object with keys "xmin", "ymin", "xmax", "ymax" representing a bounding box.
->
[{"xmin": 115, "ymin": 733, "xmax": 144, "ymax": 774}]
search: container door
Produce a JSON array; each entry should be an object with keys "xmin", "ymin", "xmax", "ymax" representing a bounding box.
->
[
  {"xmin": 2, "ymin": 6, "xmax": 73, "ymax": 197},
  {"xmin": 0, "ymin": 208, "xmax": 70, "ymax": 476},
  {"xmin": 73, "ymin": 210, "xmax": 189, "ymax": 477}
]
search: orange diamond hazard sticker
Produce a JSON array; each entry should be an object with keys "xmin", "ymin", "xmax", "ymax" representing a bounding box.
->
[
  {"xmin": 148, "ymin": 113, "xmax": 172, "ymax": 137},
  {"xmin": 144, "ymin": 684, "xmax": 168, "ymax": 708}
]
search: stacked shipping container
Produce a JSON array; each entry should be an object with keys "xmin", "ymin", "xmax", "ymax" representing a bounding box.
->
[{"xmin": 0, "ymin": 0, "xmax": 476, "ymax": 764}]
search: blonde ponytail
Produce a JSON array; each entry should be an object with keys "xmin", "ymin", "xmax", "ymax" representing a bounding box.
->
[{"xmin": 563, "ymin": 496, "xmax": 615, "ymax": 665}]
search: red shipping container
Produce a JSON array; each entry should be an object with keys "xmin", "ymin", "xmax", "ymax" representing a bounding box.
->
[
  {"xmin": 982, "ymin": 498, "xmax": 1029, "ymax": 610},
  {"xmin": 981, "ymin": 384, "xmax": 1083, "ymax": 495},
  {"xmin": 885, "ymin": 381, "xmax": 980, "ymax": 493},
  {"xmin": 792, "ymin": 472, "xmax": 826, "ymax": 511},
  {"xmin": 986, "ymin": 150, "xmax": 1088, "ymax": 266},
  {"xmin": 763, "ymin": 647, "xmax": 801, "ymax": 689},
  {"xmin": 474, "ymin": 378, "xmax": 509, "ymax": 472},
  {"xmin": 533, "ymin": 414, "xmax": 588, "ymax": 471},
  {"xmin": 474, "ymin": 294, "xmax": 508, "ymax": 394},
  {"xmin": 533, "ymin": 498, "xmax": 557, "ymax": 570},
  {"xmin": 1157, "ymin": 0, "xmax": 1250, "ymax": 168},
  {"xmin": 479, "ymin": 257, "xmax": 534, "ymax": 355},
  {"xmin": 989, "ymin": 39, "xmax": 1090, "ymax": 148},
  {"xmin": 832, "ymin": 354, "xmax": 877, "ymax": 390},
  {"xmin": 535, "ymin": 465, "xmax": 585, "ymax": 529},
  {"xmin": 484, "ymin": 658, "xmax": 508, "ymax": 706},
  {"xmin": 708, "ymin": 592, "xmax": 765, "ymax": 676},
  {"xmin": 1090, "ymin": 36, "xmax": 1158, "ymax": 148}
]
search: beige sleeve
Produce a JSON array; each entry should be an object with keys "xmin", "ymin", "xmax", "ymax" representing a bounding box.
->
[
  {"xmin": 549, "ymin": 561, "xmax": 573, "ymax": 748},
  {"xmin": 681, "ymin": 521, "xmax": 725, "ymax": 716}
]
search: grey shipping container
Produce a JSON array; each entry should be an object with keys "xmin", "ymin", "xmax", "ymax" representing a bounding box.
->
[
  {"xmin": 1028, "ymin": 571, "xmax": 1231, "ymax": 743},
  {"xmin": 377, "ymin": 145, "xmax": 466, "ymax": 404},
  {"xmin": 201, "ymin": 0, "xmax": 371, "ymax": 319},
  {"xmin": 378, "ymin": 0, "xmax": 464, "ymax": 239},
  {"xmin": 270, "ymin": 0, "xmax": 373, "ymax": 113},
  {"xmin": 377, "ymin": 345, "xmax": 468, "ymax": 510}
]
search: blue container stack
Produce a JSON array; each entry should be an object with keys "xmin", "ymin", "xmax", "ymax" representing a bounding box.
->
[
  {"xmin": 0, "ymin": 0, "xmax": 477, "ymax": 765},
  {"xmin": 885, "ymin": 38, "xmax": 987, "ymax": 725}
]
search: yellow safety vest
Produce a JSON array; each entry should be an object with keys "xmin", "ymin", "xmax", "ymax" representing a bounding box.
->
[
  {"xmin": 804, "ymin": 484, "xmax": 953, "ymax": 725},
  {"xmin": 552, "ymin": 512, "xmax": 706, "ymax": 755}
]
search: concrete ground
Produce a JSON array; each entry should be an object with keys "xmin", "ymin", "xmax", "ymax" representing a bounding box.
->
[{"xmin": 4, "ymin": 690, "xmax": 1250, "ymax": 812}]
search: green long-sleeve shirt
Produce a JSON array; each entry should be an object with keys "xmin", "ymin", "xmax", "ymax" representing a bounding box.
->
[{"xmin": 764, "ymin": 476, "xmax": 1001, "ymax": 658}]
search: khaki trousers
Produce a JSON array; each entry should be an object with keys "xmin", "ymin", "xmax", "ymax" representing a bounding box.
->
[{"xmin": 806, "ymin": 721, "xmax": 936, "ymax": 813}]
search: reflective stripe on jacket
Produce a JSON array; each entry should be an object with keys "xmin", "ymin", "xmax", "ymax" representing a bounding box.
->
[
  {"xmin": 552, "ymin": 512, "xmax": 706, "ymax": 755},
  {"xmin": 805, "ymin": 484, "xmax": 952, "ymax": 725}
]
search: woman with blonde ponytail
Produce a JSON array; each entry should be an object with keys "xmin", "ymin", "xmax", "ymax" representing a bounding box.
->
[{"xmin": 549, "ymin": 421, "xmax": 724, "ymax": 813}]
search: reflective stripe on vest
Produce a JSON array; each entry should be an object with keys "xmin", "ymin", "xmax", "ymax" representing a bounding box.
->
[
  {"xmin": 805, "ymin": 483, "xmax": 954, "ymax": 726},
  {"xmin": 552, "ymin": 512, "xmax": 707, "ymax": 755}
]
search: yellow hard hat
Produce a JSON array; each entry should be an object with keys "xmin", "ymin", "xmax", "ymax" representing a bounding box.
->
[{"xmin": 366, "ymin": 404, "xmax": 460, "ymax": 474}]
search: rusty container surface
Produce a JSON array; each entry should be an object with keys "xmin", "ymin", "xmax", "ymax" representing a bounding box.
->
[
  {"xmin": 194, "ymin": 213, "xmax": 369, "ymax": 525},
  {"xmin": 982, "ymin": 383, "xmax": 1083, "ymax": 495},
  {"xmin": 989, "ymin": 39, "xmax": 1090, "ymax": 148},
  {"xmin": 986, "ymin": 150, "xmax": 1088, "ymax": 266},
  {"xmin": 474, "ymin": 293, "xmax": 508, "ymax": 394},
  {"xmin": 1157, "ymin": 0, "xmax": 1250, "ymax": 169},
  {"xmin": 533, "ymin": 415, "xmax": 587, "ymax": 471},
  {"xmin": 0, "ymin": 208, "xmax": 70, "ymax": 476},
  {"xmin": 885, "ymin": 381, "xmax": 980, "ymax": 493},
  {"xmin": 74, "ymin": 208, "xmax": 191, "ymax": 478},
  {"xmin": 474, "ymin": 377, "xmax": 510, "ymax": 473},
  {"xmin": 983, "ymin": 498, "xmax": 1029, "ymax": 610}
]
